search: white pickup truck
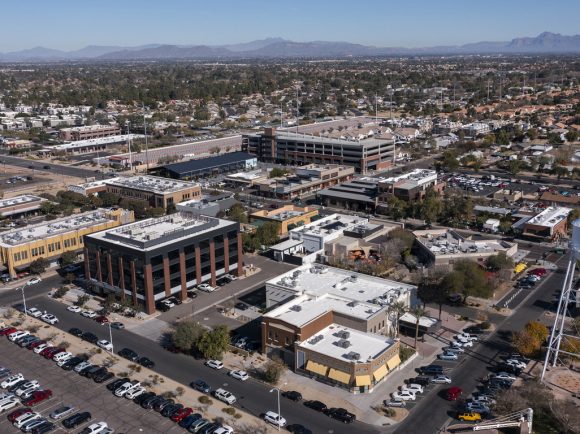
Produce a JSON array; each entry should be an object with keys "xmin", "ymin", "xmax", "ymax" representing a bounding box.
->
[{"xmin": 213, "ymin": 388, "xmax": 236, "ymax": 405}]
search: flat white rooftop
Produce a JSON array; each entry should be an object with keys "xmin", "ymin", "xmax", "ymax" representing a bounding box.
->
[
  {"xmin": 267, "ymin": 263, "xmax": 414, "ymax": 306},
  {"xmin": 265, "ymin": 293, "xmax": 381, "ymax": 327},
  {"xmin": 382, "ymin": 169, "xmax": 438, "ymax": 186},
  {"xmin": 106, "ymin": 175, "xmax": 199, "ymax": 195},
  {"xmin": 226, "ymin": 170, "xmax": 265, "ymax": 181},
  {"xmin": 0, "ymin": 210, "xmax": 115, "ymax": 247},
  {"xmin": 298, "ymin": 323, "xmax": 396, "ymax": 363},
  {"xmin": 413, "ymin": 229, "xmax": 515, "ymax": 257},
  {"xmin": 290, "ymin": 213, "xmax": 366, "ymax": 237},
  {"xmin": 89, "ymin": 211, "xmax": 235, "ymax": 251},
  {"xmin": 71, "ymin": 179, "xmax": 118, "ymax": 190},
  {"xmin": 0, "ymin": 195, "xmax": 46, "ymax": 209},
  {"xmin": 45, "ymin": 135, "xmax": 143, "ymax": 151},
  {"xmin": 526, "ymin": 206, "xmax": 572, "ymax": 228}
]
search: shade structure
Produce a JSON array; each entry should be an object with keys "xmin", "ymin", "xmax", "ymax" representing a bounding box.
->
[
  {"xmin": 355, "ymin": 375, "xmax": 371, "ymax": 387},
  {"xmin": 305, "ymin": 360, "xmax": 328, "ymax": 376},
  {"xmin": 373, "ymin": 364, "xmax": 388, "ymax": 382},
  {"xmin": 328, "ymin": 368, "xmax": 351, "ymax": 384},
  {"xmin": 386, "ymin": 354, "xmax": 401, "ymax": 371}
]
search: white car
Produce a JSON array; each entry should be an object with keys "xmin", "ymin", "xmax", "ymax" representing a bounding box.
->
[
  {"xmin": 27, "ymin": 277, "xmax": 42, "ymax": 286},
  {"xmin": 81, "ymin": 310, "xmax": 97, "ymax": 318},
  {"xmin": 223, "ymin": 274, "xmax": 237, "ymax": 281},
  {"xmin": 22, "ymin": 418, "xmax": 48, "ymax": 431},
  {"xmin": 74, "ymin": 361, "xmax": 92, "ymax": 373},
  {"xmin": 402, "ymin": 383, "xmax": 424, "ymax": 394},
  {"xmin": 392, "ymin": 390, "xmax": 416, "ymax": 401},
  {"xmin": 26, "ymin": 307, "xmax": 43, "ymax": 318},
  {"xmin": 41, "ymin": 313, "xmax": 59, "ymax": 324},
  {"xmin": 229, "ymin": 370, "xmax": 249, "ymax": 381},
  {"xmin": 161, "ymin": 299, "xmax": 175, "ymax": 308},
  {"xmin": 446, "ymin": 344, "xmax": 465, "ymax": 353},
  {"xmin": 33, "ymin": 343, "xmax": 49, "ymax": 354},
  {"xmin": 205, "ymin": 360, "xmax": 223, "ymax": 370},
  {"xmin": 97, "ymin": 340, "xmax": 113, "ymax": 352},
  {"xmin": 14, "ymin": 412, "xmax": 41, "ymax": 428},
  {"xmin": 438, "ymin": 352, "xmax": 458, "ymax": 361},
  {"xmin": 0, "ymin": 397, "xmax": 19, "ymax": 412},
  {"xmin": 264, "ymin": 411, "xmax": 287, "ymax": 427},
  {"xmin": 82, "ymin": 422, "xmax": 109, "ymax": 434},
  {"xmin": 492, "ymin": 372, "xmax": 517, "ymax": 382},
  {"xmin": 15, "ymin": 380, "xmax": 40, "ymax": 397},
  {"xmin": 67, "ymin": 306, "xmax": 82, "ymax": 313},
  {"xmin": 114, "ymin": 381, "xmax": 140, "ymax": 397},
  {"xmin": 125, "ymin": 386, "xmax": 146, "ymax": 400},
  {"xmin": 455, "ymin": 334, "xmax": 470, "ymax": 343},
  {"xmin": 455, "ymin": 339, "xmax": 473, "ymax": 348},
  {"xmin": 53, "ymin": 352, "xmax": 73, "ymax": 364},
  {"xmin": 473, "ymin": 395, "xmax": 496, "ymax": 405},
  {"xmin": 432, "ymin": 375, "xmax": 452, "ymax": 384},
  {"xmin": 467, "ymin": 401, "xmax": 490, "ymax": 413},
  {"xmin": 506, "ymin": 359, "xmax": 527, "ymax": 369},
  {"xmin": 214, "ymin": 426, "xmax": 234, "ymax": 434},
  {"xmin": 2, "ymin": 375, "xmax": 24, "ymax": 389},
  {"xmin": 8, "ymin": 330, "xmax": 30, "ymax": 341},
  {"xmin": 213, "ymin": 388, "xmax": 236, "ymax": 405},
  {"xmin": 197, "ymin": 283, "xmax": 215, "ymax": 292}
]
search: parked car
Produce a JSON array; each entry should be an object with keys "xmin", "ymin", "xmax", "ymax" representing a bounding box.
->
[
  {"xmin": 0, "ymin": 397, "xmax": 19, "ymax": 412},
  {"xmin": 22, "ymin": 390, "xmax": 52, "ymax": 406},
  {"xmin": 282, "ymin": 390, "xmax": 302, "ymax": 401},
  {"xmin": 161, "ymin": 403, "xmax": 183, "ymax": 418},
  {"xmin": 228, "ymin": 370, "xmax": 249, "ymax": 381},
  {"xmin": 27, "ymin": 277, "xmax": 42, "ymax": 285},
  {"xmin": 114, "ymin": 381, "xmax": 140, "ymax": 397},
  {"xmin": 506, "ymin": 359, "xmax": 527, "ymax": 370},
  {"xmin": 81, "ymin": 310, "xmax": 97, "ymax": 319},
  {"xmin": 95, "ymin": 316, "xmax": 109, "ymax": 325},
  {"xmin": 466, "ymin": 401, "xmax": 490, "ymax": 414},
  {"xmin": 264, "ymin": 411, "xmax": 287, "ymax": 427},
  {"xmin": 93, "ymin": 370, "xmax": 114, "ymax": 384},
  {"xmin": 446, "ymin": 387, "xmax": 463, "ymax": 401},
  {"xmin": 205, "ymin": 360, "xmax": 223, "ymax": 370},
  {"xmin": 439, "ymin": 352, "xmax": 459, "ymax": 361},
  {"xmin": 213, "ymin": 388, "xmax": 236, "ymax": 405},
  {"xmin": 49, "ymin": 405, "xmax": 75, "ymax": 420},
  {"xmin": 97, "ymin": 340, "xmax": 113, "ymax": 352},
  {"xmin": 491, "ymin": 372, "xmax": 517, "ymax": 382},
  {"xmin": 62, "ymin": 412, "xmax": 92, "ymax": 429},
  {"xmin": 419, "ymin": 365, "xmax": 444, "ymax": 375},
  {"xmin": 81, "ymin": 332, "xmax": 99, "ymax": 344},
  {"xmin": 431, "ymin": 375, "xmax": 452, "ymax": 384},
  {"xmin": 197, "ymin": 283, "xmax": 215, "ymax": 292},
  {"xmin": 402, "ymin": 383, "xmax": 424, "ymax": 394},
  {"xmin": 79, "ymin": 421, "xmax": 108, "ymax": 434},
  {"xmin": 26, "ymin": 307, "xmax": 43, "ymax": 318},
  {"xmin": 40, "ymin": 313, "xmax": 58, "ymax": 325},
  {"xmin": 137, "ymin": 356, "xmax": 154, "ymax": 368},
  {"xmin": 458, "ymin": 412, "xmax": 482, "ymax": 422},
  {"xmin": 118, "ymin": 348, "xmax": 139, "ymax": 361},
  {"xmin": 304, "ymin": 400, "xmax": 327, "ymax": 412},
  {"xmin": 1, "ymin": 374, "xmax": 24, "ymax": 388},
  {"xmin": 392, "ymin": 390, "xmax": 416, "ymax": 401},
  {"xmin": 326, "ymin": 407, "xmax": 355, "ymax": 423},
  {"xmin": 106, "ymin": 378, "xmax": 127, "ymax": 391},
  {"xmin": 191, "ymin": 379, "xmax": 211, "ymax": 394},
  {"xmin": 110, "ymin": 322, "xmax": 124, "ymax": 330},
  {"xmin": 67, "ymin": 305, "xmax": 82, "ymax": 313}
]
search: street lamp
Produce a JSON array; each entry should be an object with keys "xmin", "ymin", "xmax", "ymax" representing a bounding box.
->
[
  {"xmin": 269, "ymin": 382, "xmax": 287, "ymax": 432},
  {"xmin": 16, "ymin": 283, "xmax": 29, "ymax": 319},
  {"xmin": 107, "ymin": 321, "xmax": 114, "ymax": 354}
]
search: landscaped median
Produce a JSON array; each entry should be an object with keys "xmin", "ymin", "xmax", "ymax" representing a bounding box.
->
[{"xmin": 2, "ymin": 308, "xmax": 277, "ymax": 433}]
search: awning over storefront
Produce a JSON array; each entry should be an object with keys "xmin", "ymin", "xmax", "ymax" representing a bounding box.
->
[
  {"xmin": 355, "ymin": 375, "xmax": 371, "ymax": 387},
  {"xmin": 328, "ymin": 368, "xmax": 351, "ymax": 384},
  {"xmin": 386, "ymin": 354, "xmax": 401, "ymax": 371},
  {"xmin": 305, "ymin": 360, "xmax": 328, "ymax": 376},
  {"xmin": 373, "ymin": 364, "xmax": 388, "ymax": 382}
]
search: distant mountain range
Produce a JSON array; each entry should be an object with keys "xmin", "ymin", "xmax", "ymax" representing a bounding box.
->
[{"xmin": 1, "ymin": 32, "xmax": 580, "ymax": 62}]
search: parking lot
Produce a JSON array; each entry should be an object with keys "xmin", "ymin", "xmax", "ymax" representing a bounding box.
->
[{"xmin": 0, "ymin": 338, "xmax": 187, "ymax": 433}]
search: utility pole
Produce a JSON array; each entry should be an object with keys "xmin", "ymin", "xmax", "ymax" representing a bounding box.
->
[{"xmin": 295, "ymin": 85, "xmax": 299, "ymax": 134}]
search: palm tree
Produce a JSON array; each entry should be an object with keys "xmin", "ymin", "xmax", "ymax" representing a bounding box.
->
[
  {"xmin": 389, "ymin": 301, "xmax": 408, "ymax": 338},
  {"xmin": 411, "ymin": 306, "xmax": 427, "ymax": 349}
]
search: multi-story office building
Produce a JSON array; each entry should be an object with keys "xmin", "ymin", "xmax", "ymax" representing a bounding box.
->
[
  {"xmin": 250, "ymin": 205, "xmax": 319, "ymax": 235},
  {"xmin": 104, "ymin": 175, "xmax": 201, "ymax": 209},
  {"xmin": 83, "ymin": 212, "xmax": 242, "ymax": 314},
  {"xmin": 0, "ymin": 195, "xmax": 48, "ymax": 219},
  {"xmin": 59, "ymin": 125, "xmax": 121, "ymax": 141},
  {"xmin": 378, "ymin": 169, "xmax": 446, "ymax": 202},
  {"xmin": 0, "ymin": 208, "xmax": 134, "ymax": 277},
  {"xmin": 242, "ymin": 128, "xmax": 395, "ymax": 174}
]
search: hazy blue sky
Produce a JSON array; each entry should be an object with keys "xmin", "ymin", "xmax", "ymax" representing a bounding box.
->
[{"xmin": 2, "ymin": 0, "xmax": 579, "ymax": 51}]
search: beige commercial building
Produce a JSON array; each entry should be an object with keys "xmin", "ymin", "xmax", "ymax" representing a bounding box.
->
[
  {"xmin": 0, "ymin": 208, "xmax": 134, "ymax": 277},
  {"xmin": 59, "ymin": 125, "xmax": 121, "ymax": 141},
  {"xmin": 250, "ymin": 205, "xmax": 319, "ymax": 235}
]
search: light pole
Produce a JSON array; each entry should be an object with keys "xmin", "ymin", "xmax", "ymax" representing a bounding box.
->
[
  {"xmin": 269, "ymin": 382, "xmax": 287, "ymax": 431},
  {"xmin": 16, "ymin": 283, "xmax": 28, "ymax": 319},
  {"xmin": 108, "ymin": 322, "xmax": 114, "ymax": 354}
]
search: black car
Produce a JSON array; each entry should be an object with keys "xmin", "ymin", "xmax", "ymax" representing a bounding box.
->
[
  {"xmin": 80, "ymin": 365, "xmax": 102, "ymax": 379},
  {"xmin": 7, "ymin": 379, "xmax": 28, "ymax": 392},
  {"xmin": 92, "ymin": 368, "xmax": 112, "ymax": 383},
  {"xmin": 161, "ymin": 403, "xmax": 183, "ymax": 417},
  {"xmin": 495, "ymin": 363, "xmax": 522, "ymax": 375},
  {"xmin": 81, "ymin": 332, "xmax": 98, "ymax": 344},
  {"xmin": 463, "ymin": 326, "xmax": 484, "ymax": 335},
  {"xmin": 409, "ymin": 376, "xmax": 431, "ymax": 387},
  {"xmin": 419, "ymin": 365, "xmax": 444, "ymax": 375},
  {"xmin": 62, "ymin": 412, "xmax": 91, "ymax": 429},
  {"xmin": 304, "ymin": 400, "xmax": 327, "ymax": 412},
  {"xmin": 141, "ymin": 394, "xmax": 161, "ymax": 409},
  {"xmin": 30, "ymin": 421, "xmax": 55, "ymax": 434},
  {"xmin": 287, "ymin": 425, "xmax": 313, "ymax": 434},
  {"xmin": 118, "ymin": 347, "xmax": 139, "ymax": 361},
  {"xmin": 191, "ymin": 379, "xmax": 211, "ymax": 394},
  {"xmin": 155, "ymin": 302, "xmax": 170, "ymax": 312},
  {"xmin": 68, "ymin": 328, "xmax": 83, "ymax": 337},
  {"xmin": 61, "ymin": 357, "xmax": 86, "ymax": 370},
  {"xmin": 187, "ymin": 291, "xmax": 198, "ymax": 299},
  {"xmin": 282, "ymin": 390, "xmax": 302, "ymax": 401},
  {"xmin": 153, "ymin": 397, "xmax": 174, "ymax": 412},
  {"xmin": 216, "ymin": 278, "xmax": 228, "ymax": 287},
  {"xmin": 43, "ymin": 165, "xmax": 51, "ymax": 170},
  {"xmin": 137, "ymin": 356, "xmax": 155, "ymax": 369},
  {"xmin": 326, "ymin": 408, "xmax": 356, "ymax": 423},
  {"xmin": 168, "ymin": 296, "xmax": 182, "ymax": 305},
  {"xmin": 106, "ymin": 378, "xmax": 127, "ymax": 391},
  {"xmin": 134, "ymin": 391, "xmax": 155, "ymax": 405},
  {"xmin": 234, "ymin": 302, "xmax": 249, "ymax": 311},
  {"xmin": 178, "ymin": 413, "xmax": 202, "ymax": 429}
]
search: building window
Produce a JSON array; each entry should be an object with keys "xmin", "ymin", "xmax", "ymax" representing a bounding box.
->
[{"xmin": 268, "ymin": 331, "xmax": 272, "ymax": 340}]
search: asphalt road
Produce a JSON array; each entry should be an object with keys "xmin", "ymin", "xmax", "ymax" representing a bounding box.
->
[
  {"xmin": 0, "ymin": 155, "xmax": 101, "ymax": 180},
  {"xmin": 4, "ymin": 291, "xmax": 378, "ymax": 434},
  {"xmin": 391, "ymin": 252, "xmax": 569, "ymax": 434}
]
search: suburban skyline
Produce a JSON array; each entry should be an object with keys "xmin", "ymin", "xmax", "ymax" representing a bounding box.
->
[{"xmin": 1, "ymin": 0, "xmax": 579, "ymax": 51}]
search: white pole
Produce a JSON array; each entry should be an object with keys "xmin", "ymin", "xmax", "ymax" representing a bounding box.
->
[
  {"xmin": 19, "ymin": 285, "xmax": 27, "ymax": 319},
  {"xmin": 276, "ymin": 388, "xmax": 280, "ymax": 432},
  {"xmin": 108, "ymin": 322, "xmax": 114, "ymax": 354}
]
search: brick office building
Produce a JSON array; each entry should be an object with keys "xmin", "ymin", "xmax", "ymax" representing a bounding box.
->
[{"xmin": 84, "ymin": 212, "xmax": 242, "ymax": 314}]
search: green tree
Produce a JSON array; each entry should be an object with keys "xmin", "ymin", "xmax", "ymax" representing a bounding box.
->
[
  {"xmin": 411, "ymin": 306, "xmax": 427, "ymax": 349},
  {"xmin": 486, "ymin": 252, "xmax": 514, "ymax": 272},
  {"xmin": 29, "ymin": 258, "xmax": 48, "ymax": 274},
  {"xmin": 386, "ymin": 196, "xmax": 407, "ymax": 221},
  {"xmin": 59, "ymin": 251, "xmax": 78, "ymax": 267},
  {"xmin": 439, "ymin": 259, "xmax": 493, "ymax": 301},
  {"xmin": 420, "ymin": 189, "xmax": 442, "ymax": 225},
  {"xmin": 440, "ymin": 151, "xmax": 459, "ymax": 171},
  {"xmin": 99, "ymin": 192, "xmax": 121, "ymax": 207},
  {"xmin": 227, "ymin": 203, "xmax": 248, "ymax": 224},
  {"xmin": 173, "ymin": 321, "xmax": 204, "ymax": 353},
  {"xmin": 389, "ymin": 300, "xmax": 407, "ymax": 338},
  {"xmin": 254, "ymin": 221, "xmax": 280, "ymax": 246},
  {"xmin": 268, "ymin": 167, "xmax": 288, "ymax": 178},
  {"xmin": 196, "ymin": 325, "xmax": 230, "ymax": 360},
  {"xmin": 565, "ymin": 130, "xmax": 578, "ymax": 143},
  {"xmin": 417, "ymin": 282, "xmax": 448, "ymax": 320}
]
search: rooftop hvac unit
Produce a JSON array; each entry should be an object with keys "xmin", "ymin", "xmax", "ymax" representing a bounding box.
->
[
  {"xmin": 290, "ymin": 305, "xmax": 302, "ymax": 312},
  {"xmin": 336, "ymin": 339, "xmax": 351, "ymax": 348},
  {"xmin": 337, "ymin": 330, "xmax": 351, "ymax": 339},
  {"xmin": 347, "ymin": 301, "xmax": 357, "ymax": 307},
  {"xmin": 346, "ymin": 352, "xmax": 361, "ymax": 360}
]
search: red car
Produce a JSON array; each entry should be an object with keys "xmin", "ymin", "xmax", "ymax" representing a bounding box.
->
[
  {"xmin": 170, "ymin": 407, "xmax": 193, "ymax": 422},
  {"xmin": 95, "ymin": 316, "xmax": 109, "ymax": 325},
  {"xmin": 529, "ymin": 268, "xmax": 547, "ymax": 276},
  {"xmin": 27, "ymin": 340, "xmax": 46, "ymax": 350},
  {"xmin": 7, "ymin": 407, "xmax": 33, "ymax": 422},
  {"xmin": 39, "ymin": 346, "xmax": 55, "ymax": 357},
  {"xmin": 0, "ymin": 327, "xmax": 17, "ymax": 336},
  {"xmin": 446, "ymin": 387, "xmax": 463, "ymax": 401},
  {"xmin": 22, "ymin": 390, "xmax": 52, "ymax": 406},
  {"xmin": 42, "ymin": 347, "xmax": 64, "ymax": 359}
]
